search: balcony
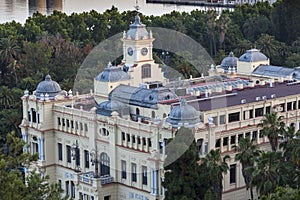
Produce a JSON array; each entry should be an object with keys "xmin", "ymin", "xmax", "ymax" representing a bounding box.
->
[
  {"xmin": 100, "ymin": 175, "xmax": 114, "ymax": 185},
  {"xmin": 79, "ymin": 172, "xmax": 114, "ymax": 187}
]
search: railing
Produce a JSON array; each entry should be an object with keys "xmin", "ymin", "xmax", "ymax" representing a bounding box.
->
[
  {"xmin": 100, "ymin": 175, "xmax": 114, "ymax": 185},
  {"xmin": 79, "ymin": 171, "xmax": 94, "ymax": 185}
]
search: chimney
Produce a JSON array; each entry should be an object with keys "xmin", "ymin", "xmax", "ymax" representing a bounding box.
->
[
  {"xmin": 205, "ymin": 89, "xmax": 209, "ymax": 98},
  {"xmin": 237, "ymin": 83, "xmax": 244, "ymax": 90},
  {"xmin": 226, "ymin": 85, "xmax": 233, "ymax": 91}
]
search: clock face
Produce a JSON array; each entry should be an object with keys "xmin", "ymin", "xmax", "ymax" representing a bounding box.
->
[
  {"xmin": 127, "ymin": 47, "xmax": 133, "ymax": 56},
  {"xmin": 141, "ymin": 48, "xmax": 148, "ymax": 56}
]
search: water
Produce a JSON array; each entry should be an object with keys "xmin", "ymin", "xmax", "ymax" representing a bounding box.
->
[{"xmin": 0, "ymin": 0, "xmax": 232, "ymax": 24}]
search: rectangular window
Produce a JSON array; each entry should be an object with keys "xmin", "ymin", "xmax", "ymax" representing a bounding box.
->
[
  {"xmin": 148, "ymin": 138, "xmax": 152, "ymax": 147},
  {"xmin": 58, "ymin": 117, "xmax": 61, "ymax": 126},
  {"xmin": 252, "ymin": 131, "xmax": 257, "ymax": 139},
  {"xmin": 215, "ymin": 139, "xmax": 221, "ymax": 148},
  {"xmin": 66, "ymin": 145, "xmax": 71, "ymax": 163},
  {"xmin": 71, "ymin": 181, "xmax": 75, "ymax": 198},
  {"xmin": 132, "ymin": 135, "xmax": 136, "ymax": 143},
  {"xmin": 62, "ymin": 118, "xmax": 65, "ymax": 126},
  {"xmin": 230, "ymin": 164, "xmax": 236, "ymax": 184},
  {"xmin": 219, "ymin": 115, "xmax": 226, "ymax": 124},
  {"xmin": 131, "ymin": 163, "xmax": 137, "ymax": 182},
  {"xmin": 84, "ymin": 123, "xmax": 88, "ymax": 132},
  {"xmin": 75, "ymin": 122, "xmax": 78, "ymax": 130},
  {"xmin": 259, "ymin": 131, "xmax": 264, "ymax": 138},
  {"xmin": 80, "ymin": 123, "xmax": 83, "ymax": 131},
  {"xmin": 142, "ymin": 64, "xmax": 151, "ymax": 78},
  {"xmin": 127, "ymin": 134, "xmax": 130, "ymax": 142},
  {"xmin": 84, "ymin": 150, "xmax": 89, "ymax": 168},
  {"xmin": 249, "ymin": 109, "xmax": 253, "ymax": 119},
  {"xmin": 71, "ymin": 120, "xmax": 74, "ymax": 129},
  {"xmin": 266, "ymin": 106, "xmax": 271, "ymax": 114},
  {"xmin": 121, "ymin": 160, "xmax": 126, "ymax": 179},
  {"xmin": 243, "ymin": 111, "xmax": 246, "ymax": 120},
  {"xmin": 228, "ymin": 112, "xmax": 240, "ymax": 123},
  {"xmin": 223, "ymin": 137, "xmax": 228, "ymax": 146},
  {"xmin": 28, "ymin": 111, "xmax": 31, "ymax": 122},
  {"xmin": 122, "ymin": 132, "xmax": 125, "ymax": 141},
  {"xmin": 67, "ymin": 119, "xmax": 70, "ymax": 128},
  {"xmin": 58, "ymin": 143, "xmax": 63, "ymax": 161},
  {"xmin": 212, "ymin": 116, "xmax": 218, "ymax": 126},
  {"xmin": 255, "ymin": 108, "xmax": 264, "ymax": 117},
  {"xmin": 287, "ymin": 102, "xmax": 292, "ymax": 111},
  {"xmin": 143, "ymin": 138, "xmax": 146, "ymax": 146},
  {"xmin": 230, "ymin": 135, "xmax": 236, "ymax": 145},
  {"xmin": 142, "ymin": 166, "xmax": 147, "ymax": 185},
  {"xmin": 138, "ymin": 137, "xmax": 141, "ymax": 144},
  {"xmin": 66, "ymin": 181, "xmax": 70, "ymax": 196}
]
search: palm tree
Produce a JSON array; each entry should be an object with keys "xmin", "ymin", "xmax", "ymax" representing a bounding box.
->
[
  {"xmin": 0, "ymin": 37, "xmax": 21, "ymax": 85},
  {"xmin": 233, "ymin": 137, "xmax": 260, "ymax": 200},
  {"xmin": 250, "ymin": 151, "xmax": 293, "ymax": 196},
  {"xmin": 258, "ymin": 112, "xmax": 285, "ymax": 152},
  {"xmin": 255, "ymin": 34, "xmax": 278, "ymax": 59},
  {"xmin": 217, "ymin": 13, "xmax": 231, "ymax": 50},
  {"xmin": 0, "ymin": 86, "xmax": 14, "ymax": 109},
  {"xmin": 200, "ymin": 149, "xmax": 230, "ymax": 200},
  {"xmin": 205, "ymin": 10, "xmax": 217, "ymax": 57}
]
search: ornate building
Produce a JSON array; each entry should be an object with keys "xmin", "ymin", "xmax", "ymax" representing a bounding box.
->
[{"xmin": 21, "ymin": 14, "xmax": 300, "ymax": 200}]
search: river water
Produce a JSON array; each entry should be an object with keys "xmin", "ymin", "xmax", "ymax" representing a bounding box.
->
[{"xmin": 0, "ymin": 0, "xmax": 233, "ymax": 24}]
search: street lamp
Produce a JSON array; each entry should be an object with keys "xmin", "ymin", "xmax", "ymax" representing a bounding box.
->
[
  {"xmin": 71, "ymin": 140, "xmax": 81, "ymax": 173},
  {"xmin": 90, "ymin": 149, "xmax": 99, "ymax": 178}
]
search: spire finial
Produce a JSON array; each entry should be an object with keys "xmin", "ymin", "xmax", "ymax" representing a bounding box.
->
[{"xmin": 134, "ymin": 0, "xmax": 140, "ymax": 12}]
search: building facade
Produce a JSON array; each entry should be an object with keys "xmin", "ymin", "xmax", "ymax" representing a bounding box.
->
[{"xmin": 21, "ymin": 14, "xmax": 299, "ymax": 200}]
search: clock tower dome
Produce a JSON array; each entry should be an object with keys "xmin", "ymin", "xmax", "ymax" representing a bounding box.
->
[
  {"xmin": 121, "ymin": 14, "xmax": 166, "ymax": 87},
  {"xmin": 121, "ymin": 14, "xmax": 154, "ymax": 65}
]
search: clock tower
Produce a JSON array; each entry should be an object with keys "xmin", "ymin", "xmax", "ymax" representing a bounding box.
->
[
  {"xmin": 121, "ymin": 14, "xmax": 166, "ymax": 87},
  {"xmin": 121, "ymin": 14, "xmax": 154, "ymax": 65}
]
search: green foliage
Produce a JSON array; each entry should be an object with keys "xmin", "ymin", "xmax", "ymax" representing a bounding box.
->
[
  {"xmin": 262, "ymin": 187, "xmax": 300, "ymax": 200},
  {"xmin": 0, "ymin": 132, "xmax": 64, "ymax": 200},
  {"xmin": 163, "ymin": 127, "xmax": 204, "ymax": 200}
]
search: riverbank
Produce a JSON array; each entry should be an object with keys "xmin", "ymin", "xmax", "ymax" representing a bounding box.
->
[{"xmin": 146, "ymin": 0, "xmax": 237, "ymax": 8}]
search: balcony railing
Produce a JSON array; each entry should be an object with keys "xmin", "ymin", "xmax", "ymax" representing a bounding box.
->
[{"xmin": 100, "ymin": 175, "xmax": 114, "ymax": 185}]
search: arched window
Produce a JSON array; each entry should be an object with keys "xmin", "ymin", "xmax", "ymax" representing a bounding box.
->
[
  {"xmin": 136, "ymin": 108, "xmax": 140, "ymax": 116},
  {"xmin": 100, "ymin": 153, "xmax": 110, "ymax": 176},
  {"xmin": 151, "ymin": 111, "xmax": 155, "ymax": 118},
  {"xmin": 142, "ymin": 64, "xmax": 151, "ymax": 78}
]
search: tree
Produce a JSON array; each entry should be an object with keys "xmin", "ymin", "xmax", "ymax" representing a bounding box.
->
[
  {"xmin": 250, "ymin": 151, "xmax": 294, "ymax": 196},
  {"xmin": 258, "ymin": 112, "xmax": 285, "ymax": 152},
  {"xmin": 200, "ymin": 149, "xmax": 230, "ymax": 200},
  {"xmin": 262, "ymin": 187, "xmax": 300, "ymax": 200},
  {"xmin": 205, "ymin": 10, "xmax": 217, "ymax": 57},
  {"xmin": 0, "ymin": 132, "xmax": 64, "ymax": 199},
  {"xmin": 0, "ymin": 37, "xmax": 21, "ymax": 86},
  {"xmin": 217, "ymin": 13, "xmax": 231, "ymax": 50},
  {"xmin": 233, "ymin": 137, "xmax": 260, "ymax": 200},
  {"xmin": 163, "ymin": 127, "xmax": 205, "ymax": 200}
]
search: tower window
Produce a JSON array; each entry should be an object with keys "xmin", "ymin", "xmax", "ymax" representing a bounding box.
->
[{"xmin": 142, "ymin": 64, "xmax": 151, "ymax": 78}]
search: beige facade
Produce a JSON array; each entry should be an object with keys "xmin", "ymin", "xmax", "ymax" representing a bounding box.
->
[{"xmin": 21, "ymin": 14, "xmax": 298, "ymax": 200}]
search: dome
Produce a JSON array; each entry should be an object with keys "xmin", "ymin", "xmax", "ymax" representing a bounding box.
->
[
  {"xmin": 221, "ymin": 52, "xmax": 238, "ymax": 68},
  {"xmin": 125, "ymin": 14, "xmax": 150, "ymax": 40},
  {"xmin": 96, "ymin": 100, "xmax": 129, "ymax": 116},
  {"xmin": 167, "ymin": 99, "xmax": 200, "ymax": 128},
  {"xmin": 239, "ymin": 49, "xmax": 268, "ymax": 62},
  {"xmin": 35, "ymin": 75, "xmax": 62, "ymax": 99},
  {"xmin": 95, "ymin": 62, "xmax": 130, "ymax": 82}
]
